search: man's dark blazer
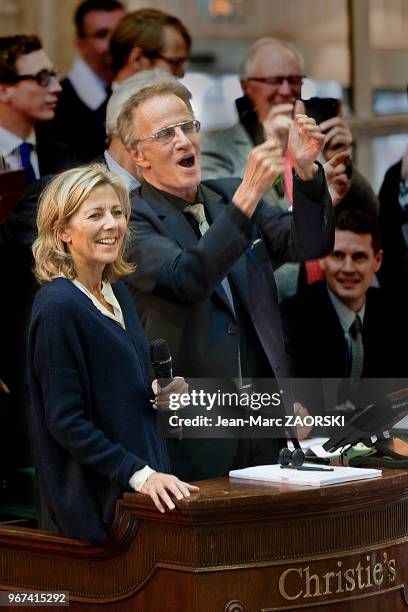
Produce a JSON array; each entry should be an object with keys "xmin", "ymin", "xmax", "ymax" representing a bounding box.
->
[
  {"xmin": 36, "ymin": 129, "xmax": 78, "ymax": 177},
  {"xmin": 378, "ymin": 160, "xmax": 408, "ymax": 297},
  {"xmin": 37, "ymin": 78, "xmax": 108, "ymax": 165},
  {"xmin": 281, "ymin": 281, "xmax": 408, "ymax": 379},
  {"xmin": 125, "ymin": 173, "xmax": 334, "ymax": 479},
  {"xmin": 280, "ymin": 281, "xmax": 408, "ymax": 420}
]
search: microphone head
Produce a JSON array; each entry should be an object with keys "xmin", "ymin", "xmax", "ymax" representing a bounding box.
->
[{"xmin": 150, "ymin": 339, "xmax": 171, "ymax": 364}]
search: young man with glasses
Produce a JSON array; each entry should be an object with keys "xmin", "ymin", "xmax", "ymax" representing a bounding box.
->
[
  {"xmin": 39, "ymin": 0, "xmax": 125, "ymax": 164},
  {"xmin": 0, "ymin": 34, "xmax": 76, "ymax": 181},
  {"xmin": 110, "ymin": 8, "xmax": 191, "ymax": 84},
  {"xmin": 117, "ymin": 80, "xmax": 334, "ymax": 481}
]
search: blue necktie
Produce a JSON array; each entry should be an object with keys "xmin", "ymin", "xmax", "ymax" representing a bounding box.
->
[{"xmin": 19, "ymin": 142, "xmax": 36, "ymax": 185}]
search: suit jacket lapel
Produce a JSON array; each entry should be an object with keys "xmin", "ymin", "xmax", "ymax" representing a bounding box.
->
[
  {"xmin": 140, "ymin": 182, "xmax": 235, "ymax": 315},
  {"xmin": 140, "ymin": 182, "xmax": 198, "ymax": 249},
  {"xmin": 202, "ymin": 184, "xmax": 251, "ymax": 310}
]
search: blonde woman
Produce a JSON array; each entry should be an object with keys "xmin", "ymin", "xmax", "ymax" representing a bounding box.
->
[{"xmin": 28, "ymin": 164, "xmax": 198, "ymax": 542}]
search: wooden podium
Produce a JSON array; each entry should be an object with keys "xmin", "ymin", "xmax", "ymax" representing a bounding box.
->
[{"xmin": 1, "ymin": 469, "xmax": 408, "ymax": 611}]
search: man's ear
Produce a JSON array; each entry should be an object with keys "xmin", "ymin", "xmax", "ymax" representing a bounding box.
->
[
  {"xmin": 127, "ymin": 47, "xmax": 148, "ymax": 73},
  {"xmin": 0, "ymin": 83, "xmax": 13, "ymax": 103},
  {"xmin": 75, "ymin": 36, "xmax": 86, "ymax": 54},
  {"xmin": 240, "ymin": 78, "xmax": 249, "ymax": 96},
  {"xmin": 129, "ymin": 146, "xmax": 150, "ymax": 170},
  {"xmin": 374, "ymin": 249, "xmax": 383, "ymax": 273},
  {"xmin": 319, "ymin": 257, "xmax": 326, "ymax": 272}
]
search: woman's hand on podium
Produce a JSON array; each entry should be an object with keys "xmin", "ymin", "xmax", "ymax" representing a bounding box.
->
[{"xmin": 140, "ymin": 472, "xmax": 199, "ymax": 513}]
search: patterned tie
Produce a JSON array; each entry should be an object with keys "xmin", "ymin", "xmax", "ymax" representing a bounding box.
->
[
  {"xmin": 18, "ymin": 142, "xmax": 36, "ymax": 185},
  {"xmin": 349, "ymin": 314, "xmax": 364, "ymax": 378},
  {"xmin": 184, "ymin": 202, "xmax": 237, "ymax": 319},
  {"xmin": 184, "ymin": 203, "xmax": 210, "ymax": 235}
]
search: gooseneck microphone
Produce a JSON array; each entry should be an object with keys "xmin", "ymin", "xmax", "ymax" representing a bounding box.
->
[{"xmin": 149, "ymin": 339, "xmax": 173, "ymax": 387}]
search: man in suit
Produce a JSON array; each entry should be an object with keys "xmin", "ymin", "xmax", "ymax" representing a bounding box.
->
[
  {"xmin": 0, "ymin": 35, "xmax": 76, "ymax": 180},
  {"xmin": 281, "ymin": 209, "xmax": 408, "ymax": 427},
  {"xmin": 38, "ymin": 0, "xmax": 125, "ymax": 164},
  {"xmin": 280, "ymin": 209, "xmax": 406, "ymax": 377},
  {"xmin": 117, "ymin": 80, "xmax": 334, "ymax": 479}
]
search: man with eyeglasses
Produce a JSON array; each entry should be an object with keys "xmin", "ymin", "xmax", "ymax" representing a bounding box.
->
[
  {"xmin": 200, "ymin": 37, "xmax": 378, "ymax": 300},
  {"xmin": 117, "ymin": 81, "xmax": 334, "ymax": 481},
  {"xmin": 39, "ymin": 0, "xmax": 125, "ymax": 164},
  {"xmin": 110, "ymin": 8, "xmax": 191, "ymax": 84},
  {"xmin": 0, "ymin": 34, "xmax": 77, "ymax": 487},
  {"xmin": 0, "ymin": 34, "xmax": 76, "ymax": 181}
]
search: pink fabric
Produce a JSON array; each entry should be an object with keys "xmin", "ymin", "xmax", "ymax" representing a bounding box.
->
[{"xmin": 283, "ymin": 150, "xmax": 293, "ymax": 205}]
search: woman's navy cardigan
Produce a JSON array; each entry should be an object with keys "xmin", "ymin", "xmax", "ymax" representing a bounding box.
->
[{"xmin": 28, "ymin": 278, "xmax": 169, "ymax": 542}]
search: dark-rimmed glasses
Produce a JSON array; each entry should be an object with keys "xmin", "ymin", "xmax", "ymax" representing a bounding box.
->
[
  {"xmin": 144, "ymin": 53, "xmax": 189, "ymax": 69},
  {"xmin": 12, "ymin": 69, "xmax": 61, "ymax": 87},
  {"xmin": 135, "ymin": 119, "xmax": 201, "ymax": 146},
  {"xmin": 247, "ymin": 75, "xmax": 305, "ymax": 87}
]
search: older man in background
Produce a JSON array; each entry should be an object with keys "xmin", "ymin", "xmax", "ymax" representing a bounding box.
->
[
  {"xmin": 201, "ymin": 37, "xmax": 376, "ymax": 213},
  {"xmin": 200, "ymin": 37, "xmax": 378, "ymax": 299}
]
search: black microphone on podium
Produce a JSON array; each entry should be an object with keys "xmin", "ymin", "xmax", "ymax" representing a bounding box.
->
[{"xmin": 149, "ymin": 339, "xmax": 182, "ymax": 439}]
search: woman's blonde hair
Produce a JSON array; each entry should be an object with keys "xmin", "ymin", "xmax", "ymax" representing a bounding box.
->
[{"xmin": 33, "ymin": 164, "xmax": 135, "ymax": 284}]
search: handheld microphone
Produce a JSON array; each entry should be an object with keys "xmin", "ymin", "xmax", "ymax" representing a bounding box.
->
[
  {"xmin": 149, "ymin": 339, "xmax": 173, "ymax": 387},
  {"xmin": 149, "ymin": 339, "xmax": 182, "ymax": 439}
]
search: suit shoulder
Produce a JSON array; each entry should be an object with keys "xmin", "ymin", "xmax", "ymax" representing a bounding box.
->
[
  {"xmin": 202, "ymin": 177, "xmax": 242, "ymax": 200},
  {"xmin": 280, "ymin": 282, "xmax": 328, "ymax": 316}
]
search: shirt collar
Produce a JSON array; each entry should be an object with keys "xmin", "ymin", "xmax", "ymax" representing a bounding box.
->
[
  {"xmin": 68, "ymin": 57, "xmax": 108, "ymax": 110},
  {"xmin": 104, "ymin": 150, "xmax": 140, "ymax": 194},
  {"xmin": 72, "ymin": 279, "xmax": 125, "ymax": 329},
  {"xmin": 327, "ymin": 286, "xmax": 365, "ymax": 332},
  {"xmin": 0, "ymin": 126, "xmax": 36, "ymax": 157},
  {"xmin": 143, "ymin": 182, "xmax": 205, "ymax": 212}
]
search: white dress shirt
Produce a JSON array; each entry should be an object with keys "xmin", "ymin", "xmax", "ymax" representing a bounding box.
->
[
  {"xmin": 104, "ymin": 150, "xmax": 140, "ymax": 194},
  {"xmin": 68, "ymin": 57, "xmax": 108, "ymax": 110}
]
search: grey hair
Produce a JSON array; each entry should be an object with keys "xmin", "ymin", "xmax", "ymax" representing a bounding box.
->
[
  {"xmin": 239, "ymin": 37, "xmax": 305, "ymax": 80},
  {"xmin": 117, "ymin": 81, "xmax": 193, "ymax": 151},
  {"xmin": 106, "ymin": 69, "xmax": 179, "ymax": 139}
]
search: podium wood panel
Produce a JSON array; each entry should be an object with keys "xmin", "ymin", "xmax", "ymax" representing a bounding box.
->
[{"xmin": 1, "ymin": 469, "xmax": 408, "ymax": 610}]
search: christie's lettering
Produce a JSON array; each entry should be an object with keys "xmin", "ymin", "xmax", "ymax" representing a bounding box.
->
[{"xmin": 279, "ymin": 552, "xmax": 396, "ymax": 601}]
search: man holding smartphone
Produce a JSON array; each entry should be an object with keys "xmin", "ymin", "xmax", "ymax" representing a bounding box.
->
[
  {"xmin": 201, "ymin": 37, "xmax": 377, "ymax": 215},
  {"xmin": 200, "ymin": 37, "xmax": 378, "ymax": 300}
]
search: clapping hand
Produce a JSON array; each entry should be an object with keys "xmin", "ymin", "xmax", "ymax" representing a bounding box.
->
[
  {"xmin": 263, "ymin": 103, "xmax": 294, "ymax": 149},
  {"xmin": 233, "ymin": 138, "xmax": 285, "ymax": 217},
  {"xmin": 323, "ymin": 150, "xmax": 351, "ymax": 205},
  {"xmin": 287, "ymin": 100, "xmax": 326, "ymax": 180}
]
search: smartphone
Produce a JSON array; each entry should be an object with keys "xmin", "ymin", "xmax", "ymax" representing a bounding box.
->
[{"xmin": 302, "ymin": 97, "xmax": 340, "ymax": 125}]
